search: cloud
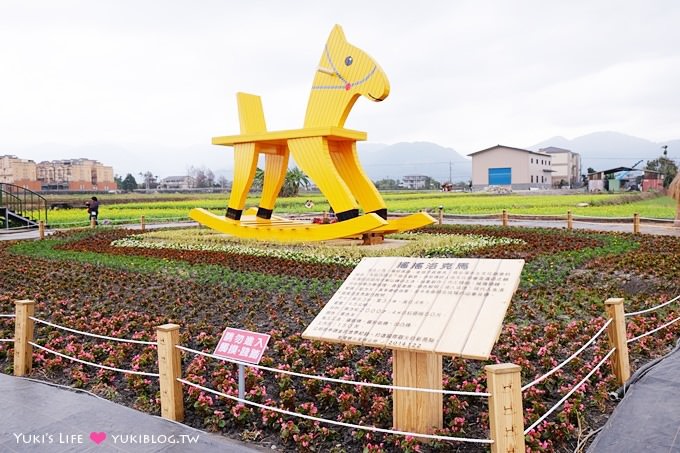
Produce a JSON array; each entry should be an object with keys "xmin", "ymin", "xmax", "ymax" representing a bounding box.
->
[{"xmin": 1, "ymin": 0, "xmax": 679, "ymax": 173}]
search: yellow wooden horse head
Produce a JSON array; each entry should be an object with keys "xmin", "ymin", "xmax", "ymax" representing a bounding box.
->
[{"xmin": 305, "ymin": 25, "xmax": 390, "ymax": 128}]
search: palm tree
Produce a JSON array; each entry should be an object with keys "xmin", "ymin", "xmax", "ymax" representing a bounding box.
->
[
  {"xmin": 280, "ymin": 167, "xmax": 310, "ymax": 197},
  {"xmin": 252, "ymin": 168, "xmax": 264, "ymax": 191}
]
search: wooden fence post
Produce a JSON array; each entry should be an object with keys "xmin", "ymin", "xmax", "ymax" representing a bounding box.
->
[
  {"xmin": 501, "ymin": 210, "xmax": 509, "ymax": 227},
  {"xmin": 633, "ymin": 213, "xmax": 640, "ymax": 234},
  {"xmin": 438, "ymin": 206, "xmax": 444, "ymax": 225},
  {"xmin": 140, "ymin": 215, "xmax": 146, "ymax": 233},
  {"xmin": 156, "ymin": 324, "xmax": 184, "ymax": 422},
  {"xmin": 605, "ymin": 298, "xmax": 630, "ymax": 386},
  {"xmin": 39, "ymin": 220, "xmax": 45, "ymax": 240},
  {"xmin": 567, "ymin": 211, "xmax": 573, "ymax": 230},
  {"xmin": 14, "ymin": 300, "xmax": 35, "ymax": 377},
  {"xmin": 486, "ymin": 363, "xmax": 525, "ymax": 452}
]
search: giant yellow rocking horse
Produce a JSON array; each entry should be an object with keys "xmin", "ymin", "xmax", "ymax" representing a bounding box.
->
[{"xmin": 189, "ymin": 25, "xmax": 435, "ymax": 241}]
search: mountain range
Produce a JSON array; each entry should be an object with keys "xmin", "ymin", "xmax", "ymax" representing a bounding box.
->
[
  {"xmin": 356, "ymin": 141, "xmax": 471, "ymax": 183},
  {"xmin": 529, "ymin": 132, "xmax": 679, "ymax": 175},
  {"xmin": 8, "ymin": 131, "xmax": 677, "ymax": 184},
  {"xmin": 357, "ymin": 132, "xmax": 678, "ymax": 183}
]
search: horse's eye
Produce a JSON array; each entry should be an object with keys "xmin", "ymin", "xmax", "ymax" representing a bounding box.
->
[{"xmin": 345, "ymin": 56, "xmax": 353, "ymax": 66}]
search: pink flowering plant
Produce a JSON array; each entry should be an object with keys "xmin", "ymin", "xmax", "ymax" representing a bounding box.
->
[{"xmin": 0, "ymin": 225, "xmax": 678, "ymax": 451}]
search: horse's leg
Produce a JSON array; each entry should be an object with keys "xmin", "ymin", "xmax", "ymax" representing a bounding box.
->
[
  {"xmin": 329, "ymin": 141, "xmax": 387, "ymax": 219},
  {"xmin": 288, "ymin": 137, "xmax": 359, "ymax": 220},
  {"xmin": 257, "ymin": 147, "xmax": 289, "ymax": 219},
  {"xmin": 226, "ymin": 142, "xmax": 258, "ymax": 220}
]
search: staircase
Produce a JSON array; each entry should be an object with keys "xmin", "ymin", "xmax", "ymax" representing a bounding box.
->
[{"xmin": 0, "ymin": 183, "xmax": 48, "ymax": 231}]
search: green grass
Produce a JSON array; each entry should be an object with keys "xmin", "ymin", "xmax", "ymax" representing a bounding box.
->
[
  {"xmin": 8, "ymin": 232, "xmax": 340, "ymax": 297},
  {"xmin": 44, "ymin": 191, "xmax": 676, "ymax": 227}
]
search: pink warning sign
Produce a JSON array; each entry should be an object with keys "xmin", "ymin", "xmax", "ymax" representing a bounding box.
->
[{"xmin": 213, "ymin": 327, "xmax": 271, "ymax": 365}]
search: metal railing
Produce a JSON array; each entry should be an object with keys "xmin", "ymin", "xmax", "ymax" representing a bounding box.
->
[{"xmin": 0, "ymin": 183, "xmax": 48, "ymax": 229}]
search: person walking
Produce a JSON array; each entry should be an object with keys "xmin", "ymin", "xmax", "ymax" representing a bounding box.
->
[{"xmin": 87, "ymin": 196, "xmax": 100, "ymax": 225}]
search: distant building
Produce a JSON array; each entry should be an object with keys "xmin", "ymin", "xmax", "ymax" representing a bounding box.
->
[
  {"xmin": 36, "ymin": 158, "xmax": 115, "ymax": 191},
  {"xmin": 589, "ymin": 167, "xmax": 665, "ymax": 192},
  {"xmin": 401, "ymin": 175, "xmax": 429, "ymax": 189},
  {"xmin": 540, "ymin": 146, "xmax": 582, "ymax": 188},
  {"xmin": 641, "ymin": 170, "xmax": 664, "ymax": 192},
  {"xmin": 0, "ymin": 155, "xmax": 40, "ymax": 191},
  {"xmin": 160, "ymin": 176, "xmax": 196, "ymax": 190},
  {"xmin": 469, "ymin": 145, "xmax": 552, "ymax": 190},
  {"xmin": 587, "ymin": 167, "xmax": 636, "ymax": 192}
]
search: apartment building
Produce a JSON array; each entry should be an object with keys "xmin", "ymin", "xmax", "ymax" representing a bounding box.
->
[
  {"xmin": 540, "ymin": 146, "xmax": 582, "ymax": 188},
  {"xmin": 37, "ymin": 158, "xmax": 115, "ymax": 191},
  {"xmin": 0, "ymin": 155, "xmax": 41, "ymax": 191}
]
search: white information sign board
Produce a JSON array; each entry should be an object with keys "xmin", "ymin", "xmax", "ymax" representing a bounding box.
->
[{"xmin": 302, "ymin": 257, "xmax": 524, "ymax": 359}]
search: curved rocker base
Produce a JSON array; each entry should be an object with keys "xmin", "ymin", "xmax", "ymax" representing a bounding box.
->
[
  {"xmin": 189, "ymin": 208, "xmax": 388, "ymax": 242},
  {"xmin": 370, "ymin": 212, "xmax": 436, "ymax": 234}
]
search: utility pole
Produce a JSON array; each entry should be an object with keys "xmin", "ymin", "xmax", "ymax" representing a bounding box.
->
[{"xmin": 449, "ymin": 161, "xmax": 452, "ymax": 184}]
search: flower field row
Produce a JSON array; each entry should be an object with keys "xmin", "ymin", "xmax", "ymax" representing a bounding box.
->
[
  {"xmin": 110, "ymin": 229, "xmax": 524, "ymax": 267},
  {"xmin": 1, "ymin": 225, "xmax": 679, "ymax": 452},
  {"xmin": 44, "ymin": 191, "xmax": 676, "ymax": 227}
]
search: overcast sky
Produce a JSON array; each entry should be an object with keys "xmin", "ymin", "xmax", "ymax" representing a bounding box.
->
[{"xmin": 1, "ymin": 0, "xmax": 679, "ymax": 176}]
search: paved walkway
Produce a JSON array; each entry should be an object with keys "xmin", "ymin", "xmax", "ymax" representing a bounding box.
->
[
  {"xmin": 1, "ymin": 216, "xmax": 678, "ymax": 241},
  {"xmin": 448, "ymin": 217, "xmax": 680, "ymax": 236},
  {"xmin": 0, "ymin": 222, "xmax": 197, "ymax": 241},
  {"xmin": 0, "ymin": 374, "xmax": 261, "ymax": 452},
  {"xmin": 588, "ymin": 342, "xmax": 680, "ymax": 452}
]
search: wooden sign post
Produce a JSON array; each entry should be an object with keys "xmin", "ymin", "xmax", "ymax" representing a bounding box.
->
[
  {"xmin": 303, "ymin": 257, "xmax": 524, "ymax": 435},
  {"xmin": 393, "ymin": 349, "xmax": 442, "ymax": 432}
]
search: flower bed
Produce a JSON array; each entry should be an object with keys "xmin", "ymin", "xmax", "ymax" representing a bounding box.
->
[{"xmin": 1, "ymin": 225, "xmax": 679, "ymax": 452}]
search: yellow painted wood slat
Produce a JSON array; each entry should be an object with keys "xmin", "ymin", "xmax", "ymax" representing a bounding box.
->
[
  {"xmin": 212, "ymin": 127, "xmax": 367, "ymax": 146},
  {"xmin": 370, "ymin": 212, "xmax": 435, "ymax": 234},
  {"xmin": 288, "ymin": 137, "xmax": 358, "ymax": 215},
  {"xmin": 189, "ymin": 208, "xmax": 386, "ymax": 242},
  {"xmin": 461, "ymin": 260, "xmax": 525, "ymax": 359}
]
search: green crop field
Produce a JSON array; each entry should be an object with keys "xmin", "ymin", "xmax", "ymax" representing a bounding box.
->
[{"xmin": 44, "ymin": 191, "xmax": 676, "ymax": 227}]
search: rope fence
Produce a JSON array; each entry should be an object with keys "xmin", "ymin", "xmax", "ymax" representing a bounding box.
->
[
  {"xmin": 5, "ymin": 293, "xmax": 680, "ymax": 449},
  {"xmin": 177, "ymin": 377, "xmax": 494, "ymax": 444},
  {"xmin": 29, "ymin": 342, "xmax": 159, "ymax": 377},
  {"xmin": 30, "ymin": 207, "xmax": 678, "ymax": 234},
  {"xmin": 626, "ymin": 294, "xmax": 680, "ymax": 318},
  {"xmin": 639, "ymin": 216, "xmax": 675, "ymax": 223},
  {"xmin": 176, "ymin": 345, "xmax": 489, "ymax": 397},
  {"xmin": 46, "ymin": 216, "xmax": 193, "ymax": 230},
  {"xmin": 31, "ymin": 316, "xmax": 156, "ymax": 345},
  {"xmin": 627, "ymin": 314, "xmax": 680, "ymax": 344},
  {"xmin": 432, "ymin": 209, "xmax": 678, "ymax": 234},
  {"xmin": 521, "ymin": 319, "xmax": 612, "ymax": 392},
  {"xmin": 523, "ymin": 348, "xmax": 616, "ymax": 434},
  {"xmin": 442, "ymin": 213, "xmax": 500, "ymax": 219},
  {"xmin": 571, "ymin": 215, "xmax": 633, "ymax": 221},
  {"xmin": 511, "ymin": 213, "xmax": 568, "ymax": 219}
]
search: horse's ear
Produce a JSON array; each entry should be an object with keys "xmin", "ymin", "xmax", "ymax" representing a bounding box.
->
[{"xmin": 328, "ymin": 24, "xmax": 347, "ymax": 43}]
